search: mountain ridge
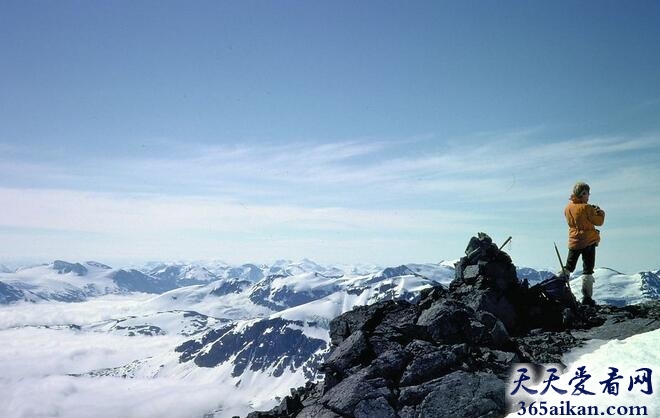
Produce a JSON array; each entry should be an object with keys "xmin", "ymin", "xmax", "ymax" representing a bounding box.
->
[{"xmin": 1, "ymin": 257, "xmax": 659, "ymax": 417}]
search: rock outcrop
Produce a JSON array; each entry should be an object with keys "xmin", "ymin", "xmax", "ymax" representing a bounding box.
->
[
  {"xmin": 0, "ymin": 281, "xmax": 26, "ymax": 304},
  {"xmin": 53, "ymin": 260, "xmax": 88, "ymax": 276},
  {"xmin": 245, "ymin": 234, "xmax": 660, "ymax": 418},
  {"xmin": 110, "ymin": 269, "xmax": 178, "ymax": 294}
]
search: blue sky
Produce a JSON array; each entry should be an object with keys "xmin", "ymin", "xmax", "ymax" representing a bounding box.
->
[{"xmin": 1, "ymin": 1, "xmax": 660, "ymax": 272}]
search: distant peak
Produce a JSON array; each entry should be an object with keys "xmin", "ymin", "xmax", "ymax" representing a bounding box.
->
[
  {"xmin": 52, "ymin": 260, "xmax": 88, "ymax": 276},
  {"xmin": 379, "ymin": 265, "xmax": 415, "ymax": 278},
  {"xmin": 85, "ymin": 261, "xmax": 112, "ymax": 269}
]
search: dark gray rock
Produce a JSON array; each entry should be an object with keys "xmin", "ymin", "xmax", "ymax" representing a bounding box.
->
[
  {"xmin": 328, "ymin": 302, "xmax": 387, "ymax": 346},
  {"xmin": 320, "ymin": 370, "xmax": 393, "ymax": 416},
  {"xmin": 370, "ymin": 301, "xmax": 422, "ymax": 354},
  {"xmin": 417, "ymin": 371, "xmax": 505, "ymax": 418},
  {"xmin": 247, "ymin": 382, "xmax": 325, "ymax": 418},
  {"xmin": 417, "ymin": 299, "xmax": 474, "ymax": 344},
  {"xmin": 572, "ymin": 301, "xmax": 660, "ymax": 341},
  {"xmin": 462, "ymin": 264, "xmax": 481, "ymax": 283},
  {"xmin": 354, "ymin": 396, "xmax": 396, "ymax": 418},
  {"xmin": 363, "ymin": 347, "xmax": 411, "ymax": 382},
  {"xmin": 399, "ymin": 376, "xmax": 447, "ymax": 408},
  {"xmin": 513, "ymin": 330, "xmax": 579, "ymax": 365},
  {"xmin": 399, "ymin": 344, "xmax": 468, "ymax": 386},
  {"xmin": 417, "ymin": 285, "xmax": 449, "ymax": 311},
  {"xmin": 450, "ymin": 277, "xmax": 519, "ymax": 333},
  {"xmin": 475, "ymin": 349, "xmax": 520, "ymax": 378},
  {"xmin": 322, "ymin": 329, "xmax": 370, "ymax": 373},
  {"xmin": 398, "ymin": 406, "xmax": 417, "ymax": 418},
  {"xmin": 476, "ymin": 311, "xmax": 511, "ymax": 348},
  {"xmin": 296, "ymin": 404, "xmax": 343, "ymax": 418}
]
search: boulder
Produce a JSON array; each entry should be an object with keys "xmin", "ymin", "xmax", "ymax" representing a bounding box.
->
[
  {"xmin": 319, "ymin": 370, "xmax": 394, "ymax": 416},
  {"xmin": 322, "ymin": 329, "xmax": 370, "ymax": 374},
  {"xmin": 399, "ymin": 343, "xmax": 469, "ymax": 386},
  {"xmin": 416, "ymin": 371, "xmax": 505, "ymax": 418}
]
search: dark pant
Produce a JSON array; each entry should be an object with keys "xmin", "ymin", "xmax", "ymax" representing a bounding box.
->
[{"xmin": 565, "ymin": 244, "xmax": 596, "ymax": 275}]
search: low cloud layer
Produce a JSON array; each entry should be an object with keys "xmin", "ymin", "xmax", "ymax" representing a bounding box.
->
[{"xmin": 0, "ymin": 296, "xmax": 279, "ymax": 418}]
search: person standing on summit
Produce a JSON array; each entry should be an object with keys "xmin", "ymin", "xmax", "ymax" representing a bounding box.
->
[{"xmin": 564, "ymin": 182, "xmax": 605, "ymax": 306}]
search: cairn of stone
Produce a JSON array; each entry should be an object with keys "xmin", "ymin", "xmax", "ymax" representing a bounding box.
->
[{"xmin": 451, "ymin": 232, "xmax": 578, "ymax": 333}]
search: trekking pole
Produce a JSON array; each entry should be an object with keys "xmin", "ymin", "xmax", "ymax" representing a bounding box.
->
[{"xmin": 499, "ymin": 236, "xmax": 512, "ymax": 250}]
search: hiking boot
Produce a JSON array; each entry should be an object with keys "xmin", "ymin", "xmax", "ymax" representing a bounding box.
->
[
  {"xmin": 581, "ymin": 296, "xmax": 596, "ymax": 306},
  {"xmin": 581, "ymin": 274, "xmax": 595, "ymax": 299}
]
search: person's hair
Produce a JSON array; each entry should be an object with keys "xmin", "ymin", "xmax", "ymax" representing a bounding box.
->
[{"xmin": 573, "ymin": 182, "xmax": 590, "ymax": 197}]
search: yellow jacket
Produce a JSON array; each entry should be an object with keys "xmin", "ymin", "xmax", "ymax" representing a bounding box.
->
[{"xmin": 564, "ymin": 196, "xmax": 605, "ymax": 250}]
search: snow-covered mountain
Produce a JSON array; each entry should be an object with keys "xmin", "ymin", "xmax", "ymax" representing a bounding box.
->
[
  {"xmin": 141, "ymin": 280, "xmax": 273, "ymax": 321},
  {"xmin": 0, "ymin": 281, "xmax": 24, "ymax": 304},
  {"xmin": 84, "ymin": 310, "xmax": 229, "ymax": 337},
  {"xmin": 569, "ymin": 267, "xmax": 660, "ymax": 306},
  {"xmin": 145, "ymin": 261, "xmax": 270, "ymax": 285},
  {"xmin": 0, "ymin": 259, "xmax": 355, "ymax": 305},
  {"xmin": 146, "ymin": 263, "xmax": 220, "ymax": 286},
  {"xmin": 176, "ymin": 317, "xmax": 328, "ymax": 381},
  {"xmin": 0, "ymin": 260, "xmax": 183, "ymax": 303},
  {"xmin": 1, "ymin": 258, "xmax": 659, "ymax": 418},
  {"xmin": 516, "ymin": 266, "xmax": 555, "ymax": 283},
  {"xmin": 165, "ymin": 264, "xmax": 452, "ymax": 392}
]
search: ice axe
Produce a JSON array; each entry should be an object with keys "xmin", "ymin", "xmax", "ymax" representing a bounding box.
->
[
  {"xmin": 554, "ymin": 242, "xmax": 567, "ymax": 278},
  {"xmin": 499, "ymin": 236, "xmax": 512, "ymax": 250},
  {"xmin": 554, "ymin": 242, "xmax": 579, "ymax": 312}
]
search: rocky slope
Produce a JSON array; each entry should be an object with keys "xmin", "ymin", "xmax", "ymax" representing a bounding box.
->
[{"xmin": 246, "ymin": 235, "xmax": 660, "ymax": 418}]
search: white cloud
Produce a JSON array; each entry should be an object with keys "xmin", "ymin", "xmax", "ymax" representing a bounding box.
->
[
  {"xmin": 0, "ymin": 187, "xmax": 484, "ymax": 234},
  {"xmin": 0, "ymin": 294, "xmax": 154, "ymax": 329},
  {"xmin": 3, "ymin": 133, "xmax": 659, "ymax": 207},
  {"xmin": 1, "ymin": 131, "xmax": 659, "ymax": 270},
  {"xmin": 1, "ymin": 375, "xmax": 230, "ymax": 418},
  {"xmin": 0, "ymin": 323, "xmax": 234, "ymax": 418},
  {"xmin": 0, "ymin": 186, "xmax": 494, "ymax": 264}
]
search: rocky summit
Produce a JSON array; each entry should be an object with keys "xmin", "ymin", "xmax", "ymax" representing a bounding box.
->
[{"xmin": 246, "ymin": 234, "xmax": 660, "ymax": 418}]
